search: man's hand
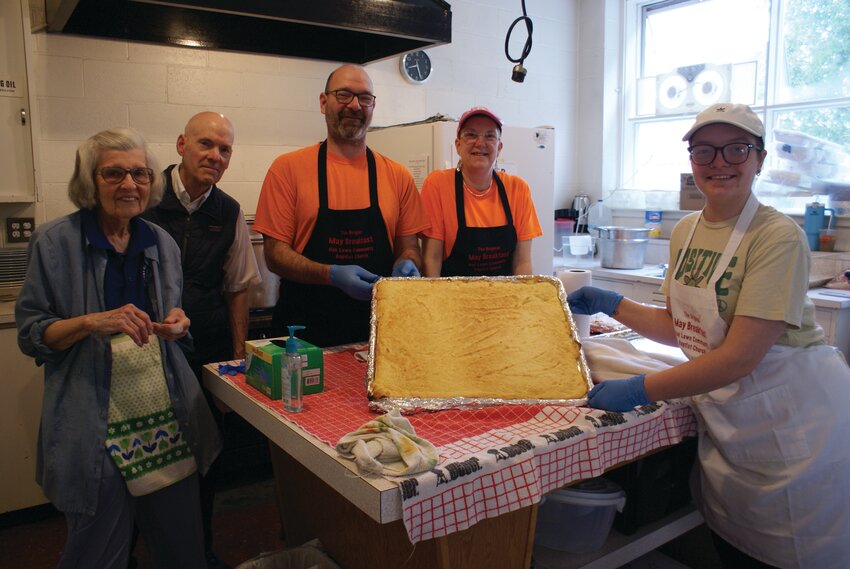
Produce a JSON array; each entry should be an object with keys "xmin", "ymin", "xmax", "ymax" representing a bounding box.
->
[
  {"xmin": 329, "ymin": 264, "xmax": 379, "ymax": 301},
  {"xmin": 567, "ymin": 286, "xmax": 623, "ymax": 317},
  {"xmin": 391, "ymin": 259, "xmax": 420, "ymax": 278}
]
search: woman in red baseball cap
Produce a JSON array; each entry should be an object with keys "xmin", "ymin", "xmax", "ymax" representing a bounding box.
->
[{"xmin": 419, "ymin": 107, "xmax": 542, "ymax": 276}]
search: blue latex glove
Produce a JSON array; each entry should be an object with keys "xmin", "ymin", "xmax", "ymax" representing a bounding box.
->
[
  {"xmin": 587, "ymin": 375, "xmax": 650, "ymax": 412},
  {"xmin": 567, "ymin": 286, "xmax": 623, "ymax": 316},
  {"xmin": 218, "ymin": 361, "xmax": 246, "ymax": 376},
  {"xmin": 391, "ymin": 259, "xmax": 420, "ymax": 278},
  {"xmin": 330, "ymin": 264, "xmax": 379, "ymax": 301}
]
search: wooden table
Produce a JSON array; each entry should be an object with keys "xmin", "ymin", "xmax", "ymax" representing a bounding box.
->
[
  {"xmin": 205, "ymin": 364, "xmax": 539, "ymax": 568},
  {"xmin": 203, "ymin": 349, "xmax": 698, "ymax": 569}
]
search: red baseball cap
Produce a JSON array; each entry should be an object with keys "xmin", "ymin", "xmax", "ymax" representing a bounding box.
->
[{"xmin": 457, "ymin": 107, "xmax": 502, "ymax": 135}]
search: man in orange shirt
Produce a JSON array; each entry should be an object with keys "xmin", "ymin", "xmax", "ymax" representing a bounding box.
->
[
  {"xmin": 420, "ymin": 107, "xmax": 542, "ymax": 276},
  {"xmin": 254, "ymin": 64, "xmax": 428, "ymax": 347}
]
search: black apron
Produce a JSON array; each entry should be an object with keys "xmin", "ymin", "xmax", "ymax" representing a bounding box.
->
[
  {"xmin": 274, "ymin": 141, "xmax": 394, "ymax": 347},
  {"xmin": 442, "ymin": 170, "xmax": 517, "ymax": 276}
]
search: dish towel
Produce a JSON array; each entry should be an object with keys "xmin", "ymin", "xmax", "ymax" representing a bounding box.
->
[
  {"xmin": 336, "ymin": 410, "xmax": 439, "ymax": 476},
  {"xmin": 106, "ymin": 334, "xmax": 196, "ymax": 496},
  {"xmin": 582, "ymin": 337, "xmax": 687, "ymax": 380}
]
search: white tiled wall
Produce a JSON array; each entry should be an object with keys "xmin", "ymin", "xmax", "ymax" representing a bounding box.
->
[{"xmin": 17, "ymin": 0, "xmax": 580, "ymax": 228}]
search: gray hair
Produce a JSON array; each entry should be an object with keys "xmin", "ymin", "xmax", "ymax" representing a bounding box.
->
[{"xmin": 68, "ymin": 127, "xmax": 165, "ymax": 210}]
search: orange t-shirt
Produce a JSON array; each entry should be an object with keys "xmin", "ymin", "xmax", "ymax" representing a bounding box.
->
[
  {"xmin": 420, "ymin": 168, "xmax": 543, "ymax": 259},
  {"xmin": 254, "ymin": 144, "xmax": 429, "ymax": 253}
]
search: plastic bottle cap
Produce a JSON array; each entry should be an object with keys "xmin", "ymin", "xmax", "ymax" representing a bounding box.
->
[{"xmin": 286, "ymin": 325, "xmax": 306, "ymax": 354}]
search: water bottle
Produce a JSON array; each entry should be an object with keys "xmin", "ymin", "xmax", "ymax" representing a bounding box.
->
[{"xmin": 586, "ymin": 199, "xmax": 612, "ymax": 235}]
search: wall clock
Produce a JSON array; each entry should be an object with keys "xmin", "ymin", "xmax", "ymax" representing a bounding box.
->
[{"xmin": 400, "ymin": 50, "xmax": 432, "ymax": 84}]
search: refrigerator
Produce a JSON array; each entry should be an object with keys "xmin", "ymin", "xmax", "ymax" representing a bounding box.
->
[{"xmin": 367, "ymin": 119, "xmax": 556, "ymax": 275}]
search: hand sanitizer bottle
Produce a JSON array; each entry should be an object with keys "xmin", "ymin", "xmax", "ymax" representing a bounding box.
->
[{"xmin": 284, "ymin": 325, "xmax": 305, "ymax": 413}]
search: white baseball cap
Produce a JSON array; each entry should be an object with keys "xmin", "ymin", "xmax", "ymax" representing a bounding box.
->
[{"xmin": 682, "ymin": 103, "xmax": 765, "ymax": 141}]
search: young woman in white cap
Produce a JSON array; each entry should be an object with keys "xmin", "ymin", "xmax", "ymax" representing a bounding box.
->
[
  {"xmin": 419, "ymin": 107, "xmax": 542, "ymax": 276},
  {"xmin": 568, "ymin": 103, "xmax": 850, "ymax": 568}
]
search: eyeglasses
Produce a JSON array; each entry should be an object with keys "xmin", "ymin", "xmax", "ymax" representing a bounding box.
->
[
  {"xmin": 688, "ymin": 143, "xmax": 761, "ymax": 166},
  {"xmin": 460, "ymin": 130, "xmax": 500, "ymax": 144},
  {"xmin": 325, "ymin": 89, "xmax": 376, "ymax": 107},
  {"xmin": 97, "ymin": 167, "xmax": 155, "ymax": 185}
]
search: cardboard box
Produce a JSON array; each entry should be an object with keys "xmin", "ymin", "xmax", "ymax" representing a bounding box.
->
[
  {"xmin": 244, "ymin": 337, "xmax": 324, "ymax": 400},
  {"xmin": 680, "ymin": 173, "xmax": 705, "ymax": 210}
]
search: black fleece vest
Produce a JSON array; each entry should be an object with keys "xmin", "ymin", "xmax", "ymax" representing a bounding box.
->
[{"xmin": 142, "ymin": 165, "xmax": 240, "ymax": 358}]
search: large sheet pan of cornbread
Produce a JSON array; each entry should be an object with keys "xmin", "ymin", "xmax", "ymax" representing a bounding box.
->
[{"xmin": 366, "ymin": 276, "xmax": 592, "ymax": 414}]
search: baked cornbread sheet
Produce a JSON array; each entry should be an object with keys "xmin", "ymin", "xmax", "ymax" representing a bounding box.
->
[{"xmin": 366, "ymin": 276, "xmax": 591, "ymax": 413}]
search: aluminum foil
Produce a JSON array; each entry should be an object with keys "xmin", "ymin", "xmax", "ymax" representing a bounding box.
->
[{"xmin": 366, "ymin": 275, "xmax": 593, "ymax": 415}]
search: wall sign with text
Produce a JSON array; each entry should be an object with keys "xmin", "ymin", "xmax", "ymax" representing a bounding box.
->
[{"xmin": 0, "ymin": 74, "xmax": 22, "ymax": 97}]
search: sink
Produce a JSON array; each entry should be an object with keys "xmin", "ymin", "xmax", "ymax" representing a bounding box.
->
[{"xmin": 636, "ymin": 264, "xmax": 668, "ymax": 279}]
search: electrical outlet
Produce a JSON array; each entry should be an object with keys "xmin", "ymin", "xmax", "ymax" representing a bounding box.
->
[{"xmin": 7, "ymin": 217, "xmax": 35, "ymax": 243}]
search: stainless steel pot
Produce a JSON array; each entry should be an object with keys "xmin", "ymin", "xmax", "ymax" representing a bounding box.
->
[
  {"xmin": 246, "ymin": 216, "xmax": 280, "ymax": 309},
  {"xmin": 597, "ymin": 226, "xmax": 649, "ymax": 269}
]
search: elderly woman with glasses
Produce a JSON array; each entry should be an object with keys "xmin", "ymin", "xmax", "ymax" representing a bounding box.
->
[
  {"xmin": 568, "ymin": 104, "xmax": 850, "ymax": 568},
  {"xmin": 16, "ymin": 127, "xmax": 220, "ymax": 568},
  {"xmin": 419, "ymin": 107, "xmax": 542, "ymax": 276}
]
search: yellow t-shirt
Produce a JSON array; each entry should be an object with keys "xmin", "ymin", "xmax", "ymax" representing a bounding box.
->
[{"xmin": 662, "ymin": 204, "xmax": 824, "ymax": 348}]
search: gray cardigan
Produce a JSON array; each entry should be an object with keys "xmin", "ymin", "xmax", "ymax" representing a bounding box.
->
[{"xmin": 15, "ymin": 211, "xmax": 221, "ymax": 515}]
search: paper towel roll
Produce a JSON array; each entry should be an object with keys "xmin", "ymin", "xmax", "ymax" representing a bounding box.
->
[{"xmin": 556, "ymin": 268, "xmax": 592, "ymax": 339}]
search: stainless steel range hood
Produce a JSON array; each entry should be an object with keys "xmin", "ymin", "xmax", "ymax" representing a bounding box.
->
[{"xmin": 42, "ymin": 0, "xmax": 452, "ymax": 63}]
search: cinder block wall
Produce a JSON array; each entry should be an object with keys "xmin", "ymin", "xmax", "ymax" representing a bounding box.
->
[{"xmin": 24, "ymin": 0, "xmax": 580, "ymax": 225}]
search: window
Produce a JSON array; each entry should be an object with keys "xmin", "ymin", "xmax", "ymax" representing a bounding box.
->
[{"xmin": 621, "ymin": 0, "xmax": 850, "ymax": 213}]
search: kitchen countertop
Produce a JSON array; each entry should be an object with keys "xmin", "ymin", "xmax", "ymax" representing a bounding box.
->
[{"xmin": 557, "ymin": 261, "xmax": 850, "ymax": 309}]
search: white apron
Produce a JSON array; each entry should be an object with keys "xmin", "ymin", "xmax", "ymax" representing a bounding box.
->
[{"xmin": 670, "ymin": 193, "xmax": 850, "ymax": 568}]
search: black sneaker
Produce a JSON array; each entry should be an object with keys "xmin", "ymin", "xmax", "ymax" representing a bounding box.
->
[{"xmin": 205, "ymin": 551, "xmax": 233, "ymax": 569}]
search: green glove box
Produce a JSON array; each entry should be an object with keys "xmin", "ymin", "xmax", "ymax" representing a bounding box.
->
[{"xmin": 244, "ymin": 337, "xmax": 324, "ymax": 400}]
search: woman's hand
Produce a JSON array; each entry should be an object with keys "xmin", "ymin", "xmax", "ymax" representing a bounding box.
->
[
  {"xmin": 587, "ymin": 375, "xmax": 650, "ymax": 412},
  {"xmin": 88, "ymin": 303, "xmax": 155, "ymax": 347},
  {"xmin": 42, "ymin": 303, "xmax": 155, "ymax": 350},
  {"xmin": 153, "ymin": 307, "xmax": 191, "ymax": 341},
  {"xmin": 567, "ymin": 286, "xmax": 623, "ymax": 316}
]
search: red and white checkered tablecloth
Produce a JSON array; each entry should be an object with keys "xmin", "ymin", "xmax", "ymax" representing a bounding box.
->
[
  {"xmin": 214, "ymin": 345, "xmax": 698, "ymax": 544},
  {"xmin": 400, "ymin": 402, "xmax": 696, "ymax": 543},
  {"xmin": 216, "ymin": 345, "xmax": 545, "ymax": 447}
]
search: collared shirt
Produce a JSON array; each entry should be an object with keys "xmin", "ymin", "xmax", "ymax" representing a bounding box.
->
[
  {"xmin": 80, "ymin": 209, "xmax": 155, "ymax": 315},
  {"xmin": 170, "ymin": 167, "xmax": 260, "ymax": 292},
  {"xmin": 173, "ymin": 166, "xmax": 212, "ymax": 214}
]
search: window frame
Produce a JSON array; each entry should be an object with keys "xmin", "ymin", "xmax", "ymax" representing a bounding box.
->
[{"xmin": 618, "ymin": 0, "xmax": 850, "ymax": 212}]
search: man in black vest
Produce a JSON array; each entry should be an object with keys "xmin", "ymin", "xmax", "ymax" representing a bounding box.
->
[{"xmin": 142, "ymin": 111, "xmax": 260, "ymax": 569}]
